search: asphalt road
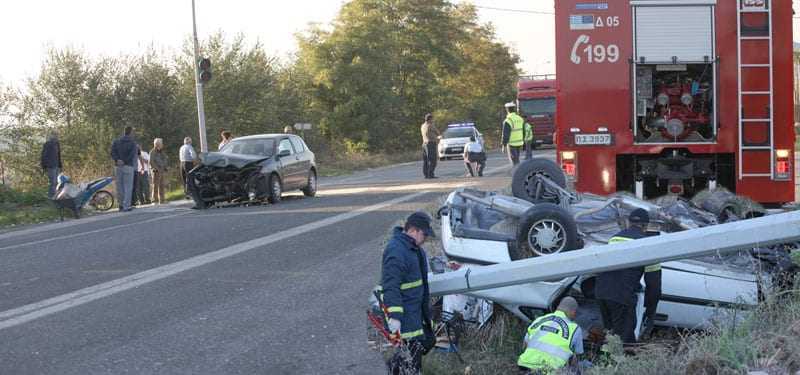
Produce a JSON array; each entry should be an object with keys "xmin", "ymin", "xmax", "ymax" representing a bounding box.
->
[{"xmin": 0, "ymin": 149, "xmax": 553, "ymax": 375}]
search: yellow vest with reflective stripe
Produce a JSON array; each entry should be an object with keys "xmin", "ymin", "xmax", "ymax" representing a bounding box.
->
[
  {"xmin": 609, "ymin": 236, "xmax": 660, "ymax": 272},
  {"xmin": 506, "ymin": 113, "xmax": 526, "ymax": 147},
  {"xmin": 517, "ymin": 311, "xmax": 577, "ymax": 370},
  {"xmin": 524, "ymin": 122, "xmax": 533, "ymax": 142}
]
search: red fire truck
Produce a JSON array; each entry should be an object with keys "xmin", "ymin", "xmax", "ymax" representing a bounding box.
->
[
  {"xmin": 554, "ymin": 0, "xmax": 795, "ymax": 205},
  {"xmin": 517, "ymin": 75, "xmax": 557, "ymax": 146}
]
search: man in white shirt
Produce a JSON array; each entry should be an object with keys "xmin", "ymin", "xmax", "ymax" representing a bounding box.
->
[
  {"xmin": 179, "ymin": 137, "xmax": 197, "ymax": 194},
  {"xmin": 462, "ymin": 135, "xmax": 486, "ymax": 177}
]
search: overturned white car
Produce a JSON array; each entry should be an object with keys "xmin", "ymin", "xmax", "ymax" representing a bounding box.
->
[{"xmin": 435, "ymin": 159, "xmax": 798, "ymax": 335}]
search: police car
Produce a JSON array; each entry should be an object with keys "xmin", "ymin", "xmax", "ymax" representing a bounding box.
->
[{"xmin": 437, "ymin": 123, "xmax": 484, "ymax": 160}]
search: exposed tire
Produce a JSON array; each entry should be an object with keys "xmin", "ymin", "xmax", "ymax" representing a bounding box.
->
[
  {"xmin": 510, "ymin": 203, "xmax": 580, "ymax": 260},
  {"xmin": 302, "ymin": 170, "xmax": 317, "ymax": 197},
  {"xmin": 267, "ymin": 174, "xmax": 282, "ymax": 204},
  {"xmin": 691, "ymin": 188, "xmax": 765, "ymax": 221},
  {"xmin": 511, "ymin": 158, "xmax": 567, "ymax": 204},
  {"xmin": 89, "ymin": 190, "xmax": 114, "ymax": 211}
]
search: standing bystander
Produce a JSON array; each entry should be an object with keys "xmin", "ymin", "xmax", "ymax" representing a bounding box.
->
[
  {"xmin": 420, "ymin": 113, "xmax": 440, "ymax": 179},
  {"xmin": 179, "ymin": 137, "xmax": 197, "ymax": 194},
  {"xmin": 218, "ymin": 130, "xmax": 233, "ymax": 150},
  {"xmin": 150, "ymin": 138, "xmax": 168, "ymax": 204},
  {"xmin": 110, "ymin": 126, "xmax": 138, "ymax": 212},
  {"xmin": 40, "ymin": 132, "xmax": 62, "ymax": 198},
  {"xmin": 136, "ymin": 146, "xmax": 151, "ymax": 205}
]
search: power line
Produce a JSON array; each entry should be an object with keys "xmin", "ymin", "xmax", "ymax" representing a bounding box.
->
[{"xmin": 472, "ymin": 5, "xmax": 554, "ymax": 15}]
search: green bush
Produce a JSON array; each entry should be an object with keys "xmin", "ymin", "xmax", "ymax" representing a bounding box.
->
[{"xmin": 0, "ymin": 184, "xmax": 48, "ymax": 205}]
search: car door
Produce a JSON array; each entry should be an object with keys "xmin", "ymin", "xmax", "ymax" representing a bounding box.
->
[
  {"xmin": 289, "ymin": 136, "xmax": 312, "ymax": 186},
  {"xmin": 277, "ymin": 138, "xmax": 301, "ymax": 188}
]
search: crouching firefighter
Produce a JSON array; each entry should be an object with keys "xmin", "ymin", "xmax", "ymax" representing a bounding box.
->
[
  {"xmin": 518, "ymin": 297, "xmax": 584, "ymax": 374},
  {"xmin": 378, "ymin": 211, "xmax": 437, "ymax": 374}
]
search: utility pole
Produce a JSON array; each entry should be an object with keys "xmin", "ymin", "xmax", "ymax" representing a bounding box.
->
[{"xmin": 191, "ymin": 0, "xmax": 208, "ymax": 152}]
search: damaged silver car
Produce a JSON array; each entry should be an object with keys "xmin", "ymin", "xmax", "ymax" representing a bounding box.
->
[
  {"xmin": 187, "ymin": 134, "xmax": 317, "ymax": 208},
  {"xmin": 437, "ymin": 159, "xmax": 798, "ymax": 336}
]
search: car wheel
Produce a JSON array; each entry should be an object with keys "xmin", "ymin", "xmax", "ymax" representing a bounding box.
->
[
  {"xmin": 267, "ymin": 174, "xmax": 282, "ymax": 204},
  {"xmin": 510, "ymin": 203, "xmax": 580, "ymax": 260},
  {"xmin": 302, "ymin": 170, "xmax": 317, "ymax": 197},
  {"xmin": 511, "ymin": 158, "xmax": 567, "ymax": 204}
]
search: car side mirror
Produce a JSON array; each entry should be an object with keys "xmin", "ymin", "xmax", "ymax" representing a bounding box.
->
[{"xmin": 277, "ymin": 149, "xmax": 291, "ymax": 158}]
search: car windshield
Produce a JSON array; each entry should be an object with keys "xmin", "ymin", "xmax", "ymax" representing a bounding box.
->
[
  {"xmin": 519, "ymin": 98, "xmax": 556, "ymax": 115},
  {"xmin": 443, "ymin": 128, "xmax": 474, "ymax": 139},
  {"xmin": 219, "ymin": 138, "xmax": 275, "ymax": 157}
]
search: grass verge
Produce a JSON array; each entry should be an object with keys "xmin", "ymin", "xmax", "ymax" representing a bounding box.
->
[
  {"xmin": 0, "ymin": 185, "xmax": 61, "ymax": 228},
  {"xmin": 317, "ymin": 150, "xmax": 418, "ymax": 177},
  {"xmin": 165, "ymin": 188, "xmax": 186, "ymax": 202}
]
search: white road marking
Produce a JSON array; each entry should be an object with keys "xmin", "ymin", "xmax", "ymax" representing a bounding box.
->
[
  {"xmin": 0, "ymin": 212, "xmax": 189, "ymax": 252},
  {"xmin": 0, "ymin": 191, "xmax": 427, "ymax": 331}
]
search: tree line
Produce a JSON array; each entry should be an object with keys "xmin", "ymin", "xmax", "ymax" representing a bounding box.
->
[{"xmin": 0, "ymin": 0, "xmax": 519, "ymax": 191}]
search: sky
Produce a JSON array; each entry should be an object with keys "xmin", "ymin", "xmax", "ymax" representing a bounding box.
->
[
  {"xmin": 0, "ymin": 1, "xmax": 555, "ymax": 85},
  {"xmin": 0, "ymin": 1, "xmax": 797, "ymax": 85}
]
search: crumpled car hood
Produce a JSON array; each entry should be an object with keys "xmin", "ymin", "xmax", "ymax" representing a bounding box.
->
[{"xmin": 200, "ymin": 152, "xmax": 269, "ymax": 169}]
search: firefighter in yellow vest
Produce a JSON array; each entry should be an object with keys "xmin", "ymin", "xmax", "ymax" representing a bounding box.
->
[
  {"xmin": 524, "ymin": 121, "xmax": 534, "ymax": 160},
  {"xmin": 518, "ymin": 296, "xmax": 584, "ymax": 374},
  {"xmin": 502, "ymin": 102, "xmax": 526, "ymax": 166}
]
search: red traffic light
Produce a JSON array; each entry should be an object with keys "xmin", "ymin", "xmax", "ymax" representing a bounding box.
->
[
  {"xmin": 198, "ymin": 58, "xmax": 211, "ymax": 71},
  {"xmin": 198, "ymin": 57, "xmax": 212, "ymax": 83}
]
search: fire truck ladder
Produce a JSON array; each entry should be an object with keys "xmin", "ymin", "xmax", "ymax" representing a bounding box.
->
[{"xmin": 737, "ymin": 0, "xmax": 774, "ymax": 180}]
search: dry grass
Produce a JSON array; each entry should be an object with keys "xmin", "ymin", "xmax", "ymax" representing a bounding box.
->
[{"xmin": 316, "ymin": 150, "xmax": 419, "ymax": 177}]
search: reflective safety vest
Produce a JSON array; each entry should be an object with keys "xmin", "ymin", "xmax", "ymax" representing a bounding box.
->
[
  {"xmin": 505, "ymin": 113, "xmax": 526, "ymax": 147},
  {"xmin": 517, "ymin": 311, "xmax": 577, "ymax": 370},
  {"xmin": 524, "ymin": 122, "xmax": 533, "ymax": 142},
  {"xmin": 609, "ymin": 235, "xmax": 661, "ymax": 272}
]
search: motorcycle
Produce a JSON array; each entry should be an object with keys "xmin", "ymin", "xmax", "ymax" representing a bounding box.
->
[{"xmin": 52, "ymin": 174, "xmax": 115, "ymax": 218}]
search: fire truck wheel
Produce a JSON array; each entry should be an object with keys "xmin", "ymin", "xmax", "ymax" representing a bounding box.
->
[
  {"xmin": 511, "ymin": 203, "xmax": 580, "ymax": 260},
  {"xmin": 511, "ymin": 158, "xmax": 567, "ymax": 204}
]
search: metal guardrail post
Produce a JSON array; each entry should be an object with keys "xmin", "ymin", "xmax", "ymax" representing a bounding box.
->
[{"xmin": 430, "ymin": 210, "xmax": 800, "ymax": 296}]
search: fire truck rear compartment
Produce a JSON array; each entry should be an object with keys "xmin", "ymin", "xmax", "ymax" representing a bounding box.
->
[
  {"xmin": 616, "ymin": 150, "xmax": 734, "ymax": 199},
  {"xmin": 635, "ymin": 63, "xmax": 715, "ymax": 144}
]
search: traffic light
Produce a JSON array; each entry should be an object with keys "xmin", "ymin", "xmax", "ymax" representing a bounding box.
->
[{"xmin": 198, "ymin": 57, "xmax": 212, "ymax": 84}]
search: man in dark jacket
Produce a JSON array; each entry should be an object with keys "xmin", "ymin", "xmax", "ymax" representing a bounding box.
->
[
  {"xmin": 380, "ymin": 211, "xmax": 436, "ymax": 374},
  {"xmin": 40, "ymin": 132, "xmax": 62, "ymax": 198},
  {"xmin": 110, "ymin": 126, "xmax": 138, "ymax": 212},
  {"xmin": 595, "ymin": 208, "xmax": 649, "ymax": 344}
]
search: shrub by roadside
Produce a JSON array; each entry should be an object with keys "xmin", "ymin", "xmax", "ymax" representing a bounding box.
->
[{"xmin": 0, "ymin": 185, "xmax": 60, "ymax": 227}]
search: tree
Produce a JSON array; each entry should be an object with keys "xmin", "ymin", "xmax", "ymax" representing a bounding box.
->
[{"xmin": 296, "ymin": 0, "xmax": 519, "ymax": 151}]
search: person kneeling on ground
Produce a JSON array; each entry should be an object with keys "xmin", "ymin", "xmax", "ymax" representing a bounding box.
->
[
  {"xmin": 463, "ymin": 135, "xmax": 486, "ymax": 177},
  {"xmin": 518, "ymin": 296, "xmax": 584, "ymax": 374}
]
